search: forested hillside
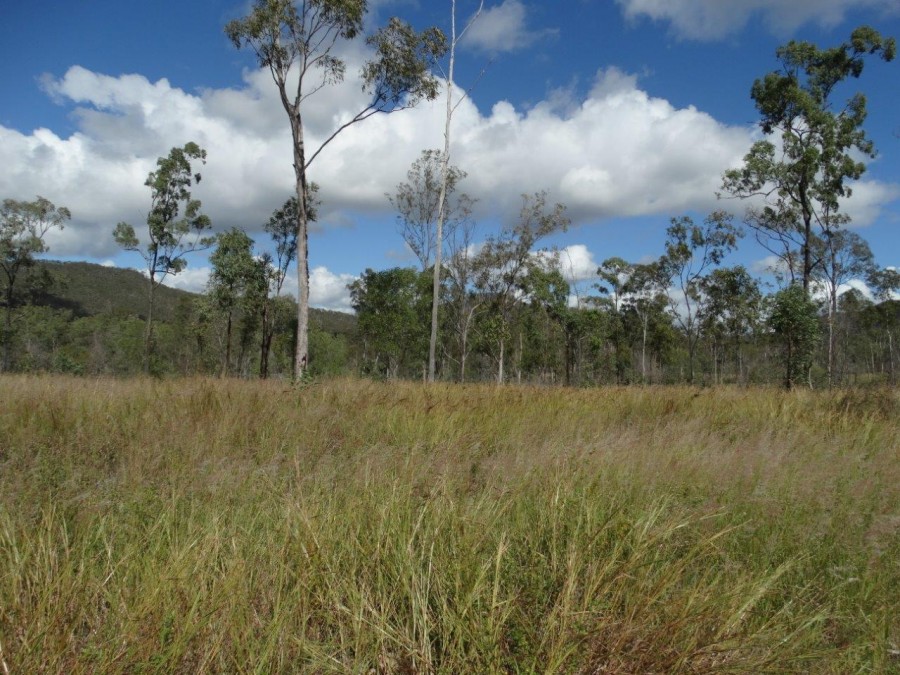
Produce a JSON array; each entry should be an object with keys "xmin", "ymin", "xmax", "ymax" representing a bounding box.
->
[{"xmin": 2, "ymin": 260, "xmax": 356, "ymax": 378}]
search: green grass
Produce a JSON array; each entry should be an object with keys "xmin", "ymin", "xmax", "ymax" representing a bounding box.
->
[{"xmin": 1, "ymin": 377, "xmax": 898, "ymax": 673}]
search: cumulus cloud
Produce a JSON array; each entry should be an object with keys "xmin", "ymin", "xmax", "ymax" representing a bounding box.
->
[
  {"xmin": 157, "ymin": 266, "xmax": 212, "ymax": 294},
  {"xmin": 308, "ymin": 266, "xmax": 357, "ymax": 313},
  {"xmin": 615, "ymin": 0, "xmax": 899, "ymax": 40},
  {"xmin": 1, "ymin": 61, "xmax": 896, "ymax": 262},
  {"xmin": 148, "ymin": 263, "xmax": 355, "ymax": 312},
  {"xmin": 461, "ymin": 0, "xmax": 557, "ymax": 54},
  {"xmin": 553, "ymin": 244, "xmax": 600, "ymax": 283}
]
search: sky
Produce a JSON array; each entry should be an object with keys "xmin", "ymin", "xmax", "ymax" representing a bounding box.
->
[{"xmin": 1, "ymin": 0, "xmax": 899, "ymax": 312}]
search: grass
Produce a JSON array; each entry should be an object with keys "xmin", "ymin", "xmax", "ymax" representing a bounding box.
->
[{"xmin": 0, "ymin": 376, "xmax": 898, "ymax": 673}]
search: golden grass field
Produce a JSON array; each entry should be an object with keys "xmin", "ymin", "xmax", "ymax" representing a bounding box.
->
[{"xmin": 1, "ymin": 376, "xmax": 898, "ymax": 673}]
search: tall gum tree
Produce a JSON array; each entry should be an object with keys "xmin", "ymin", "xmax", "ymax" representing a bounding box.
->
[
  {"xmin": 226, "ymin": 0, "xmax": 447, "ymax": 380},
  {"xmin": 113, "ymin": 143, "xmax": 212, "ymax": 373},
  {"xmin": 721, "ymin": 26, "xmax": 895, "ymax": 294},
  {"xmin": 428, "ymin": 0, "xmax": 484, "ymax": 383}
]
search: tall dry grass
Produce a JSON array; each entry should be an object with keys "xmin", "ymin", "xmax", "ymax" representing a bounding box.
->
[{"xmin": 0, "ymin": 376, "xmax": 898, "ymax": 673}]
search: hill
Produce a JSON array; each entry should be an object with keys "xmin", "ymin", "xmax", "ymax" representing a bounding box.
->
[{"xmin": 30, "ymin": 260, "xmax": 356, "ymax": 334}]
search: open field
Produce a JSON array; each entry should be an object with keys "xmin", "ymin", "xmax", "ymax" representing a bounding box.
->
[{"xmin": 0, "ymin": 376, "xmax": 898, "ymax": 673}]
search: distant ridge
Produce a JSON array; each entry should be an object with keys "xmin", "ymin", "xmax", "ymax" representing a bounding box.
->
[{"xmin": 30, "ymin": 260, "xmax": 356, "ymax": 334}]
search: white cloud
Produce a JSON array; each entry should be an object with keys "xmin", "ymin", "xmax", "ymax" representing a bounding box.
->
[
  {"xmin": 842, "ymin": 180, "xmax": 900, "ymax": 227},
  {"xmin": 1, "ymin": 61, "xmax": 896, "ymax": 263},
  {"xmin": 750, "ymin": 255, "xmax": 788, "ymax": 277},
  {"xmin": 555, "ymin": 244, "xmax": 600, "ymax": 283},
  {"xmin": 156, "ymin": 266, "xmax": 211, "ymax": 294},
  {"xmin": 145, "ymin": 262, "xmax": 356, "ymax": 312},
  {"xmin": 615, "ymin": 0, "xmax": 899, "ymax": 40},
  {"xmin": 461, "ymin": 1, "xmax": 557, "ymax": 54},
  {"xmin": 309, "ymin": 266, "xmax": 357, "ymax": 313}
]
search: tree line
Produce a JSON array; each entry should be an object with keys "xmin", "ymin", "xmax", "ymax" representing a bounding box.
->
[{"xmin": 0, "ymin": 7, "xmax": 896, "ymax": 387}]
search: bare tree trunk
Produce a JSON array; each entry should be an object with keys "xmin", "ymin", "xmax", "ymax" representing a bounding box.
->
[
  {"xmin": 429, "ymin": 0, "xmax": 483, "ymax": 383},
  {"xmin": 143, "ymin": 274, "xmax": 156, "ymax": 374},
  {"xmin": 497, "ymin": 337, "xmax": 505, "ymax": 384},
  {"xmin": 291, "ymin": 114, "xmax": 310, "ymax": 381},
  {"xmin": 429, "ymin": 0, "xmax": 457, "ymax": 383},
  {"xmin": 459, "ymin": 313, "xmax": 469, "ymax": 382},
  {"xmin": 641, "ymin": 314, "xmax": 648, "ymax": 384},
  {"xmin": 259, "ymin": 299, "xmax": 271, "ymax": 379},
  {"xmin": 429, "ymin": 115, "xmax": 451, "ymax": 382},
  {"xmin": 801, "ymin": 193, "xmax": 813, "ymax": 294},
  {"xmin": 827, "ymin": 271, "xmax": 837, "ymax": 387}
]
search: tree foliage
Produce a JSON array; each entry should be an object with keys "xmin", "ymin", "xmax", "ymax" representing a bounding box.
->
[
  {"xmin": 721, "ymin": 26, "xmax": 895, "ymax": 293},
  {"xmin": 660, "ymin": 211, "xmax": 742, "ymax": 384},
  {"xmin": 769, "ymin": 284, "xmax": 821, "ymax": 389},
  {"xmin": 349, "ymin": 267, "xmax": 430, "ymax": 378},
  {"xmin": 389, "ymin": 150, "xmax": 473, "ymax": 271},
  {"xmin": 113, "ymin": 142, "xmax": 213, "ymax": 372},
  {"xmin": 226, "ymin": 0, "xmax": 446, "ymax": 379},
  {"xmin": 0, "ymin": 196, "xmax": 71, "ymax": 371}
]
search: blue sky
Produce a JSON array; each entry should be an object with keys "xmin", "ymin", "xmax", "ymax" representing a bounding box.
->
[{"xmin": 1, "ymin": 0, "xmax": 898, "ymax": 311}]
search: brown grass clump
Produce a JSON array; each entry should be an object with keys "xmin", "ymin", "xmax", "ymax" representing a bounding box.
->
[{"xmin": 0, "ymin": 376, "xmax": 898, "ymax": 673}]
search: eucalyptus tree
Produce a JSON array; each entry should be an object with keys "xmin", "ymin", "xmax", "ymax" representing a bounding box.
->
[
  {"xmin": 595, "ymin": 257, "xmax": 633, "ymax": 382},
  {"xmin": 427, "ymin": 0, "xmax": 484, "ymax": 383},
  {"xmin": 208, "ymin": 228, "xmax": 261, "ymax": 377},
  {"xmin": 769, "ymin": 284, "xmax": 821, "ymax": 389},
  {"xmin": 660, "ymin": 211, "xmax": 742, "ymax": 384},
  {"xmin": 698, "ymin": 265, "xmax": 763, "ymax": 383},
  {"xmin": 349, "ymin": 267, "xmax": 430, "ymax": 378},
  {"xmin": 258, "ymin": 188, "xmax": 319, "ymax": 378},
  {"xmin": 622, "ymin": 261, "xmax": 670, "ymax": 384},
  {"xmin": 869, "ymin": 267, "xmax": 900, "ymax": 302},
  {"xmin": 444, "ymin": 210, "xmax": 478, "ymax": 381},
  {"xmin": 388, "ymin": 149, "xmax": 473, "ymax": 271},
  {"xmin": 113, "ymin": 142, "xmax": 212, "ymax": 373},
  {"xmin": 226, "ymin": 0, "xmax": 446, "ymax": 379},
  {"xmin": 811, "ymin": 229, "xmax": 875, "ymax": 384},
  {"xmin": 473, "ymin": 192, "xmax": 569, "ymax": 383},
  {"xmin": 0, "ymin": 196, "xmax": 70, "ymax": 371},
  {"xmin": 722, "ymin": 26, "xmax": 895, "ymax": 294}
]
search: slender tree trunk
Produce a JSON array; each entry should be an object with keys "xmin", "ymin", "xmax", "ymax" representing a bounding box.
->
[
  {"xmin": 497, "ymin": 337, "xmax": 504, "ymax": 384},
  {"xmin": 459, "ymin": 310, "xmax": 469, "ymax": 382},
  {"xmin": 641, "ymin": 313, "xmax": 648, "ymax": 384},
  {"xmin": 222, "ymin": 311, "xmax": 233, "ymax": 378},
  {"xmin": 144, "ymin": 275, "xmax": 157, "ymax": 374},
  {"xmin": 801, "ymin": 201, "xmax": 813, "ymax": 294},
  {"xmin": 827, "ymin": 291, "xmax": 836, "ymax": 387},
  {"xmin": 428, "ymin": 0, "xmax": 460, "ymax": 384},
  {"xmin": 290, "ymin": 112, "xmax": 311, "ymax": 381},
  {"xmin": 712, "ymin": 342, "xmax": 718, "ymax": 385},
  {"xmin": 259, "ymin": 299, "xmax": 271, "ymax": 379}
]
